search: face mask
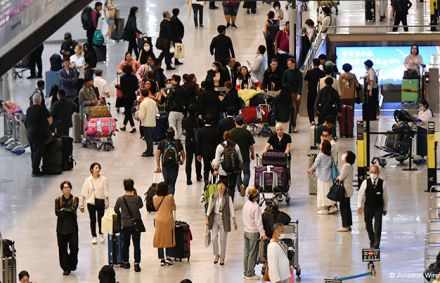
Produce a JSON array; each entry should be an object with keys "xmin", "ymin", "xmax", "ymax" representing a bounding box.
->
[
  {"xmin": 370, "ymin": 173, "xmax": 378, "ymax": 180},
  {"xmin": 212, "ymin": 67, "xmax": 217, "ymax": 72},
  {"xmin": 341, "ymin": 154, "xmax": 346, "ymax": 162},
  {"xmin": 144, "ymin": 44, "xmax": 150, "ymax": 51},
  {"xmin": 274, "ymin": 7, "xmax": 279, "ymax": 10},
  {"xmin": 166, "ymin": 83, "xmax": 172, "ymax": 88}
]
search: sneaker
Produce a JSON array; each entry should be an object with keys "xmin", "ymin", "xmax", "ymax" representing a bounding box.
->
[
  {"xmin": 175, "ymin": 60, "xmax": 183, "ymax": 66},
  {"xmin": 336, "ymin": 227, "xmax": 350, "ymax": 232},
  {"xmin": 328, "ymin": 206, "xmax": 339, "ymax": 214},
  {"xmin": 226, "ymin": 23, "xmax": 231, "ymax": 28},
  {"xmin": 293, "ymin": 127, "xmax": 298, "ymax": 133},
  {"xmin": 134, "ymin": 264, "xmax": 141, "ymax": 272},
  {"xmin": 119, "ymin": 127, "xmax": 126, "ymax": 131},
  {"xmin": 187, "ymin": 180, "xmax": 193, "ymax": 185},
  {"xmin": 311, "ymin": 121, "xmax": 316, "ymax": 127},
  {"xmin": 245, "ymin": 275, "xmax": 261, "ymax": 280},
  {"xmin": 99, "ymin": 235, "xmax": 105, "ymax": 243},
  {"xmin": 130, "ymin": 128, "xmax": 137, "ymax": 133},
  {"xmin": 91, "ymin": 237, "xmax": 97, "ymax": 244},
  {"xmin": 317, "ymin": 210, "xmax": 329, "ymax": 215},
  {"xmin": 160, "ymin": 259, "xmax": 166, "ymax": 266},
  {"xmin": 231, "ymin": 24, "xmax": 238, "ymax": 29},
  {"xmin": 165, "ymin": 258, "xmax": 173, "ymax": 265},
  {"xmin": 239, "ymin": 184, "xmax": 246, "ymax": 197}
]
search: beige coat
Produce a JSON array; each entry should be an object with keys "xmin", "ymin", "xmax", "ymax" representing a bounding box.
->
[
  {"xmin": 153, "ymin": 194, "xmax": 176, "ymax": 248},
  {"xmin": 338, "ymin": 72, "xmax": 359, "ymax": 100}
]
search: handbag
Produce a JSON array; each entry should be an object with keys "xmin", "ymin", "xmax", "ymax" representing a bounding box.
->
[
  {"xmin": 155, "ymin": 37, "xmax": 169, "ymax": 50},
  {"xmin": 327, "ymin": 180, "xmax": 345, "ymax": 202},
  {"xmin": 174, "ymin": 42, "xmax": 184, "ymax": 59},
  {"xmin": 331, "ymin": 157, "xmax": 340, "ymax": 182},
  {"xmin": 205, "ymin": 227, "xmax": 211, "ymax": 247},
  {"xmin": 123, "ymin": 196, "xmax": 146, "ymax": 233}
]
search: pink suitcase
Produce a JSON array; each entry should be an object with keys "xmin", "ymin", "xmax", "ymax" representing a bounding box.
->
[{"xmin": 86, "ymin": 117, "xmax": 117, "ymax": 137}]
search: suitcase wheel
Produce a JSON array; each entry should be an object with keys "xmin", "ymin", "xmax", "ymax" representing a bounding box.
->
[{"xmin": 296, "ymin": 265, "xmax": 301, "ymax": 277}]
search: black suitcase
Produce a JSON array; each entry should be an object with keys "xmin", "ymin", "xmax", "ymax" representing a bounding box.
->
[
  {"xmin": 60, "ymin": 136, "xmax": 74, "ymax": 171},
  {"xmin": 111, "ymin": 18, "xmax": 125, "ymax": 41},
  {"xmin": 42, "ymin": 137, "xmax": 63, "ymax": 175},
  {"xmin": 108, "ymin": 232, "xmax": 123, "ymax": 266},
  {"xmin": 93, "ymin": 45, "xmax": 107, "ymax": 63},
  {"xmin": 365, "ymin": 0, "xmax": 375, "ymax": 22},
  {"xmin": 2, "ymin": 239, "xmax": 16, "ymax": 283},
  {"xmin": 167, "ymin": 221, "xmax": 192, "ymax": 261},
  {"xmin": 154, "ymin": 112, "xmax": 169, "ymax": 143}
]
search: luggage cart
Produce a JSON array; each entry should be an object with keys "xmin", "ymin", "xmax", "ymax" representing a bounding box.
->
[
  {"xmin": 282, "ymin": 220, "xmax": 301, "ymax": 278},
  {"xmin": 0, "ymin": 110, "xmax": 12, "ymax": 145},
  {"xmin": 81, "ymin": 104, "xmax": 117, "ymax": 151}
]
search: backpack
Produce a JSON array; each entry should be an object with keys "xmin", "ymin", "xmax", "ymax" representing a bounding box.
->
[
  {"xmin": 81, "ymin": 6, "xmax": 93, "ymax": 30},
  {"xmin": 162, "ymin": 140, "xmax": 179, "ymax": 167},
  {"xmin": 220, "ymin": 142, "xmax": 240, "ymax": 174},
  {"xmin": 50, "ymin": 53, "xmax": 63, "ymax": 71},
  {"xmin": 93, "ymin": 30, "xmax": 105, "ymax": 46}
]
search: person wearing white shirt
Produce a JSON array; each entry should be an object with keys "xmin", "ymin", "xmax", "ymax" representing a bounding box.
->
[
  {"xmin": 404, "ymin": 44, "xmax": 424, "ymax": 76},
  {"xmin": 70, "ymin": 44, "xmax": 85, "ymax": 80},
  {"xmin": 267, "ymin": 223, "xmax": 291, "ymax": 283},
  {"xmin": 79, "ymin": 162, "xmax": 110, "ymax": 244},
  {"xmin": 249, "ymin": 45, "xmax": 267, "ymax": 83},
  {"xmin": 93, "ymin": 69, "xmax": 110, "ymax": 101},
  {"xmin": 319, "ymin": 7, "xmax": 336, "ymax": 34},
  {"xmin": 136, "ymin": 89, "xmax": 159, "ymax": 157},
  {"xmin": 415, "ymin": 99, "xmax": 433, "ymax": 161},
  {"xmin": 242, "ymin": 187, "xmax": 267, "ymax": 280},
  {"xmin": 357, "ymin": 165, "xmax": 388, "ymax": 249},
  {"xmin": 205, "ymin": 180, "xmax": 237, "ymax": 265},
  {"xmin": 212, "ymin": 130, "xmax": 243, "ymax": 201}
]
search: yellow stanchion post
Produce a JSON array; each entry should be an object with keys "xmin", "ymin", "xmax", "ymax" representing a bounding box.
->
[
  {"xmin": 427, "ymin": 122, "xmax": 436, "ymax": 191},
  {"xmin": 357, "ymin": 121, "xmax": 367, "ymax": 186},
  {"xmin": 431, "ymin": 0, "xmax": 438, "ymax": 31}
]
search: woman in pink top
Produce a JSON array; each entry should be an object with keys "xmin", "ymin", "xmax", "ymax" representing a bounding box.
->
[{"xmin": 117, "ymin": 52, "xmax": 141, "ymax": 74}]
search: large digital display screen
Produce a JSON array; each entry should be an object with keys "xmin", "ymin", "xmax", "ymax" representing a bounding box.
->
[{"xmin": 336, "ymin": 46, "xmax": 440, "ymax": 84}]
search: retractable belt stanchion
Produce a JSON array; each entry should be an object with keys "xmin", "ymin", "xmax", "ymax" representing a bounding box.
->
[
  {"xmin": 427, "ymin": 122, "xmax": 436, "ymax": 192},
  {"xmin": 357, "ymin": 121, "xmax": 368, "ymax": 186}
]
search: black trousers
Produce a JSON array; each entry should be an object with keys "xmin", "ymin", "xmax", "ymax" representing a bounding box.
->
[
  {"xmin": 185, "ymin": 141, "xmax": 202, "ymax": 182},
  {"xmin": 203, "ymin": 157, "xmax": 213, "ymax": 184},
  {"xmin": 220, "ymin": 173, "xmax": 238, "ymax": 202},
  {"xmin": 363, "ymin": 88, "xmax": 379, "ymax": 121},
  {"xmin": 340, "ymin": 197, "xmax": 352, "ymax": 228},
  {"xmin": 86, "ymin": 28, "xmax": 96, "ymax": 44},
  {"xmin": 29, "ymin": 45, "xmax": 44, "ymax": 77},
  {"xmin": 29, "ymin": 136, "xmax": 45, "ymax": 174},
  {"xmin": 364, "ymin": 206, "xmax": 383, "ymax": 248},
  {"xmin": 307, "ymin": 93, "xmax": 317, "ymax": 124},
  {"xmin": 122, "ymin": 225, "xmax": 141, "ymax": 264},
  {"xmin": 192, "ymin": 4, "xmax": 204, "ymax": 26},
  {"xmin": 123, "ymin": 105, "xmax": 135, "ymax": 127},
  {"xmin": 57, "ymin": 233, "xmax": 79, "ymax": 272},
  {"xmin": 127, "ymin": 37, "xmax": 139, "ymax": 58},
  {"xmin": 265, "ymin": 38, "xmax": 275, "ymax": 62},
  {"xmin": 392, "ymin": 15, "xmax": 409, "ymax": 32},
  {"xmin": 417, "ymin": 126, "xmax": 427, "ymax": 157},
  {"xmin": 56, "ymin": 125, "xmax": 70, "ymax": 137},
  {"xmin": 158, "ymin": 48, "xmax": 173, "ymax": 68},
  {"xmin": 87, "ymin": 200, "xmax": 105, "ymax": 237}
]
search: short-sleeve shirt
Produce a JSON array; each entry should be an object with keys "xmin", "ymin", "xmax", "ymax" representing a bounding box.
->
[
  {"xmin": 267, "ymin": 133, "xmax": 291, "ymax": 152},
  {"xmin": 304, "ymin": 68, "xmax": 325, "ymax": 96},
  {"xmin": 231, "ymin": 127, "xmax": 255, "ymax": 163},
  {"xmin": 158, "ymin": 138, "xmax": 184, "ymax": 167},
  {"xmin": 26, "ymin": 105, "xmax": 51, "ymax": 138}
]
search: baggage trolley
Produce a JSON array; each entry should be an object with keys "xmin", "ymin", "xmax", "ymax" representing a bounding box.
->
[
  {"xmin": 281, "ymin": 220, "xmax": 301, "ymax": 278},
  {"xmin": 256, "ymin": 165, "xmax": 291, "ymax": 205}
]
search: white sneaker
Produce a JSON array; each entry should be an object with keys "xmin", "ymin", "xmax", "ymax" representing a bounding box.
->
[
  {"xmin": 293, "ymin": 127, "xmax": 298, "ymax": 133},
  {"xmin": 91, "ymin": 237, "xmax": 97, "ymax": 244},
  {"xmin": 100, "ymin": 235, "xmax": 105, "ymax": 243},
  {"xmin": 317, "ymin": 209, "xmax": 329, "ymax": 215},
  {"xmin": 328, "ymin": 206, "xmax": 339, "ymax": 214},
  {"xmin": 245, "ymin": 275, "xmax": 261, "ymax": 280}
]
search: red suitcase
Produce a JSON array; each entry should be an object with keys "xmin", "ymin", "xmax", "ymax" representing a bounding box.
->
[
  {"xmin": 339, "ymin": 105, "xmax": 354, "ymax": 138},
  {"xmin": 240, "ymin": 104, "xmax": 270, "ymax": 124}
]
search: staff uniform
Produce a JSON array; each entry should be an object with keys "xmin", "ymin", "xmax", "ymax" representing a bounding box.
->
[{"xmin": 81, "ymin": 175, "xmax": 109, "ymax": 238}]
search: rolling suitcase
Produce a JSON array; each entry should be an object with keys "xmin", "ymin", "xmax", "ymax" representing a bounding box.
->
[
  {"xmin": 365, "ymin": 0, "xmax": 375, "ymax": 22},
  {"xmin": 60, "ymin": 136, "xmax": 74, "ymax": 171},
  {"xmin": 401, "ymin": 79, "xmax": 419, "ymax": 103},
  {"xmin": 2, "ymin": 256, "xmax": 16, "ymax": 283},
  {"xmin": 108, "ymin": 232, "xmax": 123, "ymax": 266},
  {"xmin": 338, "ymin": 105, "xmax": 354, "ymax": 138},
  {"xmin": 310, "ymin": 125, "xmax": 319, "ymax": 150},
  {"xmin": 167, "ymin": 221, "xmax": 192, "ymax": 261},
  {"xmin": 255, "ymin": 165, "xmax": 289, "ymax": 192},
  {"xmin": 111, "ymin": 18, "xmax": 125, "ymax": 41},
  {"xmin": 72, "ymin": 112, "xmax": 82, "ymax": 143},
  {"xmin": 42, "ymin": 137, "xmax": 63, "ymax": 175},
  {"xmin": 262, "ymin": 152, "xmax": 289, "ymax": 167},
  {"xmin": 93, "ymin": 45, "xmax": 107, "ymax": 63},
  {"xmin": 308, "ymin": 153, "xmax": 317, "ymax": 195}
]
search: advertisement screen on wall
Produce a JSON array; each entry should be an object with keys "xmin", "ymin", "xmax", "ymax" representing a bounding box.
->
[{"xmin": 336, "ymin": 46, "xmax": 440, "ymax": 85}]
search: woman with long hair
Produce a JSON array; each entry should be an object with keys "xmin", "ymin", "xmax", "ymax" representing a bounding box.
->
[{"xmin": 123, "ymin": 6, "xmax": 142, "ymax": 58}]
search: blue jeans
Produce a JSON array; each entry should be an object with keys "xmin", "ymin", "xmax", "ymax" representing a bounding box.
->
[
  {"xmin": 243, "ymin": 231, "xmax": 259, "ymax": 277},
  {"xmin": 141, "ymin": 126, "xmax": 155, "ymax": 155},
  {"xmin": 237, "ymin": 161, "xmax": 251, "ymax": 189},
  {"xmin": 122, "ymin": 226, "xmax": 141, "ymax": 264},
  {"xmin": 163, "ymin": 166, "xmax": 179, "ymax": 194}
]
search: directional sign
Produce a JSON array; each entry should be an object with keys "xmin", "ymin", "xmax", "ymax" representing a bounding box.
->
[{"xmin": 362, "ymin": 248, "xmax": 380, "ymax": 262}]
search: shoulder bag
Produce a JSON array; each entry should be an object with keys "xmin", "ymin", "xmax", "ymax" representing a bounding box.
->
[
  {"xmin": 327, "ymin": 180, "xmax": 345, "ymax": 202},
  {"xmin": 123, "ymin": 196, "xmax": 146, "ymax": 232},
  {"xmin": 330, "ymin": 157, "xmax": 340, "ymax": 182}
]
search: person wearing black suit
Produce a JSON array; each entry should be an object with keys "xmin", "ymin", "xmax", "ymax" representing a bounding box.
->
[
  {"xmin": 197, "ymin": 114, "xmax": 222, "ymax": 183},
  {"xmin": 262, "ymin": 58, "xmax": 283, "ymax": 92},
  {"xmin": 51, "ymin": 89, "xmax": 76, "ymax": 136},
  {"xmin": 197, "ymin": 80, "xmax": 222, "ymax": 126},
  {"xmin": 182, "ymin": 104, "xmax": 202, "ymax": 185},
  {"xmin": 223, "ymin": 57, "xmax": 238, "ymax": 86},
  {"xmin": 171, "ymin": 8, "xmax": 184, "ymax": 66},
  {"xmin": 158, "ymin": 11, "xmax": 176, "ymax": 70},
  {"xmin": 119, "ymin": 64, "xmax": 139, "ymax": 133},
  {"xmin": 220, "ymin": 81, "xmax": 242, "ymax": 115},
  {"xmin": 209, "ymin": 25, "xmax": 235, "ymax": 67},
  {"xmin": 218, "ymin": 106, "xmax": 236, "ymax": 138}
]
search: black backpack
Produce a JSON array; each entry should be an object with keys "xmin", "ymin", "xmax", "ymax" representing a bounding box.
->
[
  {"xmin": 81, "ymin": 7, "xmax": 93, "ymax": 30},
  {"xmin": 162, "ymin": 140, "xmax": 179, "ymax": 167},
  {"xmin": 220, "ymin": 142, "xmax": 240, "ymax": 174},
  {"xmin": 50, "ymin": 54, "xmax": 62, "ymax": 71}
]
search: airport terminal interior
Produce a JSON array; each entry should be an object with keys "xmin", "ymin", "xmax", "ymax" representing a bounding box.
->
[{"xmin": 1, "ymin": 0, "xmax": 440, "ymax": 282}]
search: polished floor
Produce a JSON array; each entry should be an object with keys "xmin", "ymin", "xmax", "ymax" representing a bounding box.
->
[{"xmin": 0, "ymin": 0, "xmax": 438, "ymax": 282}]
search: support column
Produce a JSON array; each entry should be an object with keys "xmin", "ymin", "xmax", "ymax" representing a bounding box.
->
[
  {"xmin": 357, "ymin": 121, "xmax": 368, "ymax": 186},
  {"xmin": 427, "ymin": 122, "xmax": 436, "ymax": 191},
  {"xmin": 289, "ymin": 0, "xmax": 297, "ymax": 58}
]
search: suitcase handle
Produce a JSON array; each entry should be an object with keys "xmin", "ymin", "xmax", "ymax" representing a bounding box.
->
[{"xmin": 258, "ymin": 167, "xmax": 278, "ymax": 189}]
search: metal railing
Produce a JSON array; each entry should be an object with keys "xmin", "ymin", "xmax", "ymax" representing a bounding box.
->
[
  {"xmin": 317, "ymin": 24, "xmax": 440, "ymax": 34},
  {"xmin": 300, "ymin": 31, "xmax": 327, "ymax": 72}
]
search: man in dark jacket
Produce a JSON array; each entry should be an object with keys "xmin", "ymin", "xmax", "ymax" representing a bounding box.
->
[
  {"xmin": 60, "ymin": 33, "xmax": 78, "ymax": 60},
  {"xmin": 391, "ymin": 0, "xmax": 412, "ymax": 32},
  {"xmin": 223, "ymin": 57, "xmax": 237, "ymax": 85},
  {"xmin": 197, "ymin": 114, "xmax": 222, "ymax": 183},
  {"xmin": 304, "ymin": 58, "xmax": 325, "ymax": 125},
  {"xmin": 315, "ymin": 77, "xmax": 340, "ymax": 125},
  {"xmin": 220, "ymin": 81, "xmax": 242, "ymax": 115},
  {"xmin": 262, "ymin": 58, "xmax": 283, "ymax": 92},
  {"xmin": 167, "ymin": 75, "xmax": 190, "ymax": 139},
  {"xmin": 28, "ymin": 80, "xmax": 46, "ymax": 107},
  {"xmin": 55, "ymin": 181, "xmax": 79, "ymax": 276},
  {"xmin": 26, "ymin": 93, "xmax": 53, "ymax": 176},
  {"xmin": 282, "ymin": 58, "xmax": 303, "ymax": 133},
  {"xmin": 218, "ymin": 106, "xmax": 236, "ymax": 138},
  {"xmin": 182, "ymin": 104, "xmax": 202, "ymax": 185},
  {"xmin": 51, "ymin": 89, "xmax": 76, "ymax": 136},
  {"xmin": 158, "ymin": 11, "xmax": 176, "ymax": 70},
  {"xmin": 209, "ymin": 25, "xmax": 235, "ymax": 66},
  {"xmin": 171, "ymin": 8, "xmax": 184, "ymax": 66},
  {"xmin": 197, "ymin": 80, "xmax": 222, "ymax": 126}
]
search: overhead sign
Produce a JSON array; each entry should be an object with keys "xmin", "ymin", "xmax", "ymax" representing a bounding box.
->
[{"xmin": 362, "ymin": 249, "xmax": 380, "ymax": 262}]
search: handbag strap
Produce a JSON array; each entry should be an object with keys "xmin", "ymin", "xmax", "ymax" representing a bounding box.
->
[
  {"xmin": 123, "ymin": 196, "xmax": 135, "ymax": 219},
  {"xmin": 156, "ymin": 195, "xmax": 166, "ymax": 212}
]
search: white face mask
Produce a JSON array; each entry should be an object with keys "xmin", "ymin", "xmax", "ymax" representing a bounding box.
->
[
  {"xmin": 370, "ymin": 173, "xmax": 378, "ymax": 180},
  {"xmin": 341, "ymin": 154, "xmax": 346, "ymax": 162}
]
